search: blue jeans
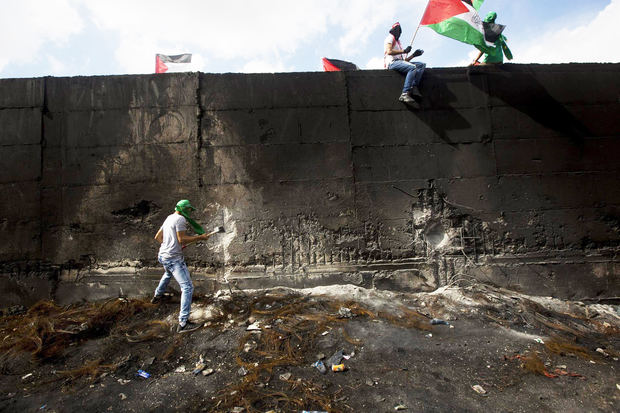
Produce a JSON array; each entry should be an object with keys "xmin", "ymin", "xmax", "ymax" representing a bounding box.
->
[
  {"xmin": 389, "ymin": 60, "xmax": 426, "ymax": 94},
  {"xmin": 156, "ymin": 255, "xmax": 194, "ymax": 324}
]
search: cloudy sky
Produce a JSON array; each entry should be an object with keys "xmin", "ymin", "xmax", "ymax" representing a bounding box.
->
[{"xmin": 1, "ymin": 0, "xmax": 619, "ymax": 78}]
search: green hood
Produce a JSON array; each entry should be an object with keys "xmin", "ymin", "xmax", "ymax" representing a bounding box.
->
[
  {"xmin": 484, "ymin": 12, "xmax": 497, "ymax": 24},
  {"xmin": 175, "ymin": 199, "xmax": 205, "ymax": 235}
]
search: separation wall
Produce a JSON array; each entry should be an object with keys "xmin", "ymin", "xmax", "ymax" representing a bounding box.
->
[{"xmin": 1, "ymin": 64, "xmax": 619, "ymax": 306}]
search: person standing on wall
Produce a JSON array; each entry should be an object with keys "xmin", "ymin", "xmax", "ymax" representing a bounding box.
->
[
  {"xmin": 152, "ymin": 199, "xmax": 212, "ymax": 333},
  {"xmin": 385, "ymin": 21, "xmax": 425, "ymax": 108},
  {"xmin": 471, "ymin": 12, "xmax": 513, "ymax": 65}
]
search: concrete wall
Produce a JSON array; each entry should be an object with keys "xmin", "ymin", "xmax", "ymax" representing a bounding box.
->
[{"xmin": 1, "ymin": 64, "xmax": 618, "ymax": 306}]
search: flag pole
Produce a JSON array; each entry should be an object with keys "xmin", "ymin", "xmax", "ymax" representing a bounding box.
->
[
  {"xmin": 409, "ymin": 24, "xmax": 421, "ymax": 47},
  {"xmin": 410, "ymin": 0, "xmax": 431, "ymax": 46}
]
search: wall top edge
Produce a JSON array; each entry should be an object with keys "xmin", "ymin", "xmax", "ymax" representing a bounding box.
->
[{"xmin": 1, "ymin": 63, "xmax": 619, "ymax": 82}]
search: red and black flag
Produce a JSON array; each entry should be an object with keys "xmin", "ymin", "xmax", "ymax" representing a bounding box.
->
[
  {"xmin": 322, "ymin": 58, "xmax": 359, "ymax": 72},
  {"xmin": 155, "ymin": 53, "xmax": 192, "ymax": 73}
]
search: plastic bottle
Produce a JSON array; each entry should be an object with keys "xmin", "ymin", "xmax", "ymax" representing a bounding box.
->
[
  {"xmin": 312, "ymin": 360, "xmax": 327, "ymax": 374},
  {"xmin": 331, "ymin": 363, "xmax": 345, "ymax": 372}
]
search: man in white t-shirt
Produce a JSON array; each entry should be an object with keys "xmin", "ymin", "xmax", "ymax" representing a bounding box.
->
[
  {"xmin": 384, "ymin": 22, "xmax": 425, "ymax": 107},
  {"xmin": 152, "ymin": 199, "xmax": 213, "ymax": 333}
]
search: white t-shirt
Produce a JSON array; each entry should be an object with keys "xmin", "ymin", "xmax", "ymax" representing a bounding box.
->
[
  {"xmin": 384, "ymin": 34, "xmax": 406, "ymax": 68},
  {"xmin": 158, "ymin": 213, "xmax": 188, "ymax": 260}
]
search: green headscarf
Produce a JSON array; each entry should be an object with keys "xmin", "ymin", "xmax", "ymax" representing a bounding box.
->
[
  {"xmin": 484, "ymin": 12, "xmax": 497, "ymax": 24},
  {"xmin": 175, "ymin": 200, "xmax": 205, "ymax": 235}
]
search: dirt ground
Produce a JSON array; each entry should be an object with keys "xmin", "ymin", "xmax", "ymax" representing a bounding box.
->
[{"xmin": 0, "ymin": 283, "xmax": 618, "ymax": 413}]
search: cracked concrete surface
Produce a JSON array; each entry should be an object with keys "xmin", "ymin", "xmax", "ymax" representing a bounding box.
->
[{"xmin": 0, "ymin": 64, "xmax": 619, "ymax": 307}]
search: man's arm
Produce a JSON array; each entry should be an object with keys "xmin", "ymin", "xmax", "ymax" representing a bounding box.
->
[
  {"xmin": 385, "ymin": 41, "xmax": 408, "ymax": 56},
  {"xmin": 154, "ymin": 228, "xmax": 163, "ymax": 244},
  {"xmin": 471, "ymin": 50, "xmax": 484, "ymax": 65},
  {"xmin": 176, "ymin": 230, "xmax": 212, "ymax": 247}
]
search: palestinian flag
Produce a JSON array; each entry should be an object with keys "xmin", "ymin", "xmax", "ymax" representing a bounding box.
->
[
  {"xmin": 155, "ymin": 53, "xmax": 192, "ymax": 74},
  {"xmin": 420, "ymin": 0, "xmax": 503, "ymax": 48}
]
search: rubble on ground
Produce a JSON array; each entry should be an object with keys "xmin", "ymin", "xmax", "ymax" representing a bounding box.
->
[{"xmin": 0, "ymin": 283, "xmax": 618, "ymax": 412}]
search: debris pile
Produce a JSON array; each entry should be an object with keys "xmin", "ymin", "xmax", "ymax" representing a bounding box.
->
[
  {"xmin": 0, "ymin": 283, "xmax": 617, "ymax": 412},
  {"xmin": 0, "ymin": 298, "xmax": 156, "ymax": 362},
  {"xmin": 202, "ymin": 292, "xmax": 428, "ymax": 412}
]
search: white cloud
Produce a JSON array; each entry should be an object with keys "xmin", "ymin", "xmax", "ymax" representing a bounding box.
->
[
  {"xmin": 46, "ymin": 54, "xmax": 67, "ymax": 75},
  {"xmin": 0, "ymin": 0, "xmax": 83, "ymax": 72},
  {"xmin": 365, "ymin": 56, "xmax": 384, "ymax": 70},
  {"xmin": 82, "ymin": 0, "xmax": 426, "ymax": 74},
  {"xmin": 189, "ymin": 54, "xmax": 208, "ymax": 72},
  {"xmin": 0, "ymin": 0, "xmax": 438, "ymax": 76},
  {"xmin": 241, "ymin": 59, "xmax": 292, "ymax": 73},
  {"xmin": 452, "ymin": 49, "xmax": 483, "ymax": 67},
  {"xmin": 515, "ymin": 0, "xmax": 620, "ymax": 63},
  {"xmin": 330, "ymin": 0, "xmax": 426, "ymax": 54},
  {"xmin": 84, "ymin": 0, "xmax": 332, "ymax": 73},
  {"xmin": 5, "ymin": 0, "xmax": 616, "ymax": 76}
]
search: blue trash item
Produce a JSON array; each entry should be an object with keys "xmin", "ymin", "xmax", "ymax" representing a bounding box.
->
[
  {"xmin": 136, "ymin": 369, "xmax": 151, "ymax": 379},
  {"xmin": 431, "ymin": 318, "xmax": 450, "ymax": 325},
  {"xmin": 312, "ymin": 360, "xmax": 327, "ymax": 374}
]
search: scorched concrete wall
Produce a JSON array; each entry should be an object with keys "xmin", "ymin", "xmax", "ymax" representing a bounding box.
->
[{"xmin": 0, "ymin": 64, "xmax": 618, "ymax": 306}]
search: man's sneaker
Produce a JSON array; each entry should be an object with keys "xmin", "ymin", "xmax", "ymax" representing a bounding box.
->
[
  {"xmin": 399, "ymin": 93, "xmax": 415, "ymax": 103},
  {"xmin": 150, "ymin": 295, "xmax": 163, "ymax": 304},
  {"xmin": 176, "ymin": 321, "xmax": 203, "ymax": 334},
  {"xmin": 399, "ymin": 93, "xmax": 420, "ymax": 109},
  {"xmin": 409, "ymin": 86, "xmax": 423, "ymax": 98}
]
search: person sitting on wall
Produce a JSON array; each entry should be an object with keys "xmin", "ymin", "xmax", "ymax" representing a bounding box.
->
[
  {"xmin": 384, "ymin": 21, "xmax": 425, "ymax": 108},
  {"xmin": 152, "ymin": 199, "xmax": 213, "ymax": 333},
  {"xmin": 471, "ymin": 12, "xmax": 513, "ymax": 65}
]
